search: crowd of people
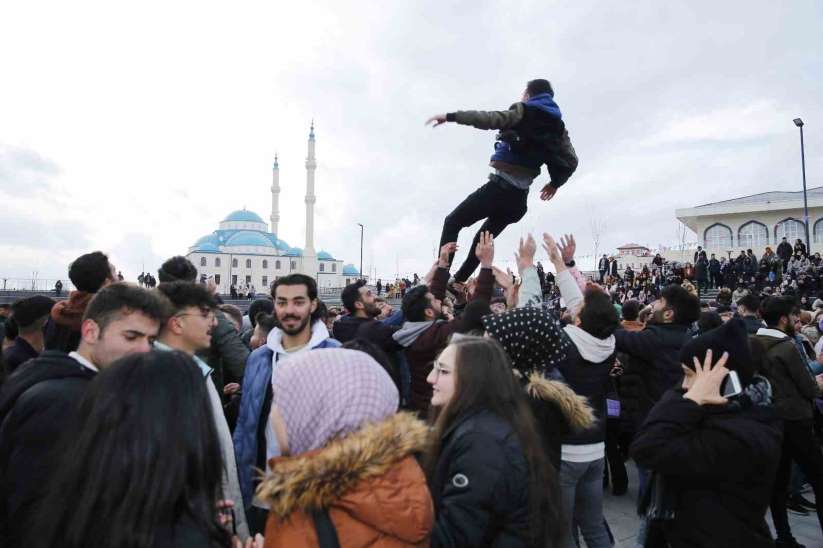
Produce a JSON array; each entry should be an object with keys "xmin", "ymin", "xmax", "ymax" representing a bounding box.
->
[{"xmin": 0, "ymin": 229, "xmax": 822, "ymax": 548}]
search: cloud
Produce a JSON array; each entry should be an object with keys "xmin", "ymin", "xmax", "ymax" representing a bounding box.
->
[{"xmin": 0, "ymin": 143, "xmax": 60, "ymax": 196}]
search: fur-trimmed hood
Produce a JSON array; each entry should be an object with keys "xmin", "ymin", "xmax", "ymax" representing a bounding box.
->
[
  {"xmin": 526, "ymin": 373, "xmax": 596, "ymax": 432},
  {"xmin": 257, "ymin": 412, "xmax": 430, "ymax": 518}
]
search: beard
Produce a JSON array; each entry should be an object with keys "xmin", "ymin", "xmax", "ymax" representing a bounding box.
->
[
  {"xmin": 278, "ymin": 313, "xmax": 312, "ymax": 336},
  {"xmin": 784, "ymin": 322, "xmax": 796, "ymax": 338},
  {"xmin": 364, "ymin": 303, "xmax": 381, "ymax": 318},
  {"xmin": 648, "ymin": 308, "xmax": 667, "ymax": 325}
]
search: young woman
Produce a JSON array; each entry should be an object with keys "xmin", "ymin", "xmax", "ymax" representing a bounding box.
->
[
  {"xmin": 32, "ymin": 351, "xmax": 260, "ymax": 548},
  {"xmin": 425, "ymin": 336, "xmax": 562, "ymax": 547},
  {"xmin": 257, "ymin": 348, "xmax": 433, "ymax": 547}
]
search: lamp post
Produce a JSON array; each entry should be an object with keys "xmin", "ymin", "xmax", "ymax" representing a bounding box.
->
[
  {"xmin": 357, "ymin": 223, "xmax": 364, "ymax": 281},
  {"xmin": 794, "ymin": 118, "xmax": 810, "ymax": 250}
]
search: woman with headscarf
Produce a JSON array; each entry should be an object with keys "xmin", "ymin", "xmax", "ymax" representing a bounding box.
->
[
  {"xmin": 630, "ymin": 318, "xmax": 782, "ymax": 547},
  {"xmin": 256, "ymin": 348, "xmax": 433, "ymax": 547}
]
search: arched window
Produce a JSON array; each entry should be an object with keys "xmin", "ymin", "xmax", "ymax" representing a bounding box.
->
[
  {"xmin": 215, "ymin": 258, "xmax": 221, "ymax": 267},
  {"xmin": 703, "ymin": 223, "xmax": 732, "ymax": 249},
  {"xmin": 275, "ymin": 260, "xmax": 281, "ymax": 269},
  {"xmin": 200, "ymin": 257, "xmax": 207, "ymax": 267},
  {"xmin": 232, "ymin": 258, "xmax": 238, "ymax": 268},
  {"xmin": 290, "ymin": 260, "xmax": 297, "ymax": 270},
  {"xmin": 332, "ymin": 263, "xmax": 337, "ymax": 273},
  {"xmin": 738, "ymin": 221, "xmax": 768, "ymax": 249},
  {"xmin": 245, "ymin": 259, "xmax": 252, "ymax": 268},
  {"xmin": 319, "ymin": 263, "xmax": 325, "ymax": 272},
  {"xmin": 813, "ymin": 219, "xmax": 823, "ymax": 243},
  {"xmin": 262, "ymin": 260, "xmax": 268, "ymax": 269},
  {"xmin": 775, "ymin": 218, "xmax": 805, "ymax": 243}
]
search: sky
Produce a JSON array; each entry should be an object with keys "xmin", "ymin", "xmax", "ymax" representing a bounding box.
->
[{"xmin": 1, "ymin": 0, "xmax": 822, "ymax": 283}]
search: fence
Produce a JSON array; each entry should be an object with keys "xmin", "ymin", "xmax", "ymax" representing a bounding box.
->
[{"xmin": 0, "ymin": 278, "xmax": 75, "ymax": 292}]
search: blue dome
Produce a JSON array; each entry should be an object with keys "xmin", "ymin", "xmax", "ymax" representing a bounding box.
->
[
  {"xmin": 225, "ymin": 231, "xmax": 276, "ymax": 247},
  {"xmin": 222, "ymin": 209, "xmax": 265, "ymax": 223},
  {"xmin": 263, "ymin": 233, "xmax": 291, "ymax": 251},
  {"xmin": 342, "ymin": 264, "xmax": 360, "ymax": 276},
  {"xmin": 193, "ymin": 242, "xmax": 221, "ymax": 253},
  {"xmin": 285, "ymin": 247, "xmax": 303, "ymax": 257},
  {"xmin": 317, "ymin": 250, "xmax": 334, "ymax": 260},
  {"xmin": 193, "ymin": 233, "xmax": 220, "ymax": 247}
]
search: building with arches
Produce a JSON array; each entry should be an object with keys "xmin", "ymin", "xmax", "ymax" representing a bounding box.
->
[
  {"xmin": 676, "ymin": 186, "xmax": 823, "ymax": 258},
  {"xmin": 185, "ymin": 125, "xmax": 360, "ymax": 292}
]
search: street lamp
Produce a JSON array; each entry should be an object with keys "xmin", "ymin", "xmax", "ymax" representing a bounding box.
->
[
  {"xmin": 357, "ymin": 223, "xmax": 364, "ymax": 281},
  {"xmin": 794, "ymin": 118, "xmax": 810, "ymax": 250}
]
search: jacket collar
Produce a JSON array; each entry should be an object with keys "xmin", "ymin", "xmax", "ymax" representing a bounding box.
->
[
  {"xmin": 267, "ymin": 320, "xmax": 331, "ymax": 356},
  {"xmin": 562, "ymin": 324, "xmax": 615, "ymax": 362},
  {"xmin": 256, "ymin": 412, "xmax": 428, "ymax": 517},
  {"xmin": 756, "ymin": 327, "xmax": 788, "ymax": 340}
]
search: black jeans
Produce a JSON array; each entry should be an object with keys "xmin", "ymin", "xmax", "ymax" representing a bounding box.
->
[
  {"xmin": 440, "ymin": 175, "xmax": 528, "ymax": 282},
  {"xmin": 770, "ymin": 418, "xmax": 823, "ymax": 540}
]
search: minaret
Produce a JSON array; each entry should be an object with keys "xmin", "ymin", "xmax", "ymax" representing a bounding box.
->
[
  {"xmin": 270, "ymin": 154, "xmax": 280, "ymax": 235},
  {"xmin": 303, "ymin": 121, "xmax": 317, "ymax": 257}
]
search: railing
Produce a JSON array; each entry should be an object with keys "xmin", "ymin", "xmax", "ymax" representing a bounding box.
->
[{"xmin": 0, "ymin": 278, "xmax": 75, "ymax": 292}]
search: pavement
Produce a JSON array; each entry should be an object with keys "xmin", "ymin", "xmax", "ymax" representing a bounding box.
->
[{"xmin": 602, "ymin": 462, "xmax": 822, "ymax": 547}]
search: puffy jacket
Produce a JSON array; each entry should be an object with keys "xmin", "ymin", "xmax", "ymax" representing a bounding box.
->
[
  {"xmin": 0, "ymin": 351, "xmax": 96, "ymax": 546},
  {"xmin": 233, "ymin": 323, "xmax": 340, "ymax": 508},
  {"xmin": 614, "ymin": 323, "xmax": 692, "ymax": 429},
  {"xmin": 631, "ymin": 386, "xmax": 781, "ymax": 548},
  {"xmin": 753, "ymin": 329, "xmax": 821, "ymax": 421},
  {"xmin": 258, "ymin": 413, "xmax": 432, "ymax": 547}
]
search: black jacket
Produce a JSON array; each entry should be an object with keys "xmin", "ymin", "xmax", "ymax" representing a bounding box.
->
[
  {"xmin": 740, "ymin": 315, "xmax": 764, "ymax": 334},
  {"xmin": 631, "ymin": 389, "xmax": 782, "ymax": 548},
  {"xmin": 197, "ymin": 310, "xmax": 249, "ymax": 393},
  {"xmin": 0, "ymin": 351, "xmax": 96, "ymax": 546},
  {"xmin": 777, "ymin": 241, "xmax": 793, "ymax": 261},
  {"xmin": 557, "ymin": 344, "xmax": 614, "ymax": 446},
  {"xmin": 2, "ymin": 337, "xmax": 39, "ymax": 374},
  {"xmin": 614, "ymin": 324, "xmax": 691, "ymax": 429},
  {"xmin": 430, "ymin": 410, "xmax": 533, "ymax": 547}
]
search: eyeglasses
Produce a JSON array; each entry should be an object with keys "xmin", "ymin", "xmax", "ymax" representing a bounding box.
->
[{"xmin": 175, "ymin": 308, "xmax": 215, "ymax": 321}]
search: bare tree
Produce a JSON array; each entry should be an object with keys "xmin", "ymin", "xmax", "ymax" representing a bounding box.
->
[{"xmin": 590, "ymin": 216, "xmax": 607, "ymax": 261}]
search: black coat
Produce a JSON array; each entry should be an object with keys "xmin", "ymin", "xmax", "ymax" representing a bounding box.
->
[
  {"xmin": 777, "ymin": 241, "xmax": 793, "ymax": 261},
  {"xmin": 429, "ymin": 410, "xmax": 533, "ymax": 547},
  {"xmin": 2, "ymin": 337, "xmax": 39, "ymax": 374},
  {"xmin": 630, "ymin": 390, "xmax": 782, "ymax": 548},
  {"xmin": 0, "ymin": 351, "xmax": 96, "ymax": 546},
  {"xmin": 614, "ymin": 324, "xmax": 691, "ymax": 430}
]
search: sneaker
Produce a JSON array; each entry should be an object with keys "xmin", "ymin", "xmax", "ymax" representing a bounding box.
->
[
  {"xmin": 785, "ymin": 497, "xmax": 809, "ymax": 515},
  {"xmin": 790, "ymin": 493, "xmax": 817, "ymax": 510}
]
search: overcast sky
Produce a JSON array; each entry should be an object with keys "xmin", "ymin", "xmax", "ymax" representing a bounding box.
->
[{"xmin": 2, "ymin": 0, "xmax": 821, "ymax": 283}]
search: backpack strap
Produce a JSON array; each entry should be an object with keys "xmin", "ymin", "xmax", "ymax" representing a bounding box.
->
[{"xmin": 311, "ymin": 509, "xmax": 341, "ymax": 548}]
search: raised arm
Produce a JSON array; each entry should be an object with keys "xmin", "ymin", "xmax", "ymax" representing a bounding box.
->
[
  {"xmin": 470, "ymin": 231, "xmax": 495, "ymax": 302},
  {"xmin": 544, "ymin": 233, "xmax": 584, "ymax": 315},
  {"xmin": 426, "ymin": 103, "xmax": 525, "ymax": 131},
  {"xmin": 429, "ymin": 243, "xmax": 456, "ymax": 302}
]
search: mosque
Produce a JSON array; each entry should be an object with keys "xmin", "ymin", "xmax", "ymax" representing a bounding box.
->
[{"xmin": 186, "ymin": 124, "xmax": 359, "ymax": 292}]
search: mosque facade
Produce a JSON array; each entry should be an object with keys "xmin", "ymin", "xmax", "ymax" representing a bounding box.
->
[{"xmin": 186, "ymin": 125, "xmax": 360, "ymax": 292}]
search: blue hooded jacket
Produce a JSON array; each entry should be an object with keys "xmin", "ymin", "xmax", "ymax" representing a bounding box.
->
[{"xmin": 490, "ymin": 93, "xmax": 562, "ymax": 169}]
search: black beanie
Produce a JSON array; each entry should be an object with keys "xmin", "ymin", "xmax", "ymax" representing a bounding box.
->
[
  {"xmin": 679, "ymin": 318, "xmax": 754, "ymax": 386},
  {"xmin": 11, "ymin": 296, "xmax": 56, "ymax": 328}
]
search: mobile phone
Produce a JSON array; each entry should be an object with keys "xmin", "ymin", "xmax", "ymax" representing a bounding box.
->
[{"xmin": 721, "ymin": 370, "xmax": 743, "ymax": 398}]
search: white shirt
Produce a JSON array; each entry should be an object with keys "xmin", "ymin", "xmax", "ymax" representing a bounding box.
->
[{"xmin": 68, "ymin": 351, "xmax": 99, "ymax": 373}]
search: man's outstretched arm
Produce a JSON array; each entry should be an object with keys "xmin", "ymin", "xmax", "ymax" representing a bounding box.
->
[{"xmin": 426, "ymin": 103, "xmax": 524, "ymax": 130}]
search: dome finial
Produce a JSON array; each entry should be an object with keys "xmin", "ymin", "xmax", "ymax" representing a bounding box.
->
[
  {"xmin": 274, "ymin": 153, "xmax": 279, "ymax": 169},
  {"xmin": 309, "ymin": 119, "xmax": 315, "ymax": 140}
]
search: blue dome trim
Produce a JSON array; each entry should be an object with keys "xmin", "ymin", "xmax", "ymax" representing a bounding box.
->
[
  {"xmin": 317, "ymin": 250, "xmax": 334, "ymax": 260},
  {"xmin": 225, "ymin": 231, "xmax": 276, "ymax": 248},
  {"xmin": 192, "ymin": 242, "xmax": 221, "ymax": 253},
  {"xmin": 342, "ymin": 264, "xmax": 359, "ymax": 276},
  {"xmin": 222, "ymin": 209, "xmax": 265, "ymax": 223}
]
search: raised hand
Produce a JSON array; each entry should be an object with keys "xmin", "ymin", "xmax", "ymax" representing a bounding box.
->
[
  {"xmin": 439, "ymin": 242, "xmax": 457, "ymax": 268},
  {"xmin": 515, "ymin": 234, "xmax": 537, "ymax": 272},
  {"xmin": 557, "ymin": 234, "xmax": 576, "ymax": 265},
  {"xmin": 425, "ymin": 114, "xmax": 448, "ymax": 127},
  {"xmin": 683, "ymin": 349, "xmax": 730, "ymax": 406},
  {"xmin": 475, "ymin": 231, "xmax": 495, "ymax": 268},
  {"xmin": 492, "ymin": 266, "xmax": 514, "ymax": 290},
  {"xmin": 542, "ymin": 233, "xmax": 563, "ymax": 268},
  {"xmin": 540, "ymin": 184, "xmax": 558, "ymax": 201}
]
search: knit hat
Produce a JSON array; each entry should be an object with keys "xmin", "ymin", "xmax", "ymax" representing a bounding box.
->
[
  {"xmin": 11, "ymin": 296, "xmax": 56, "ymax": 328},
  {"xmin": 679, "ymin": 318, "xmax": 755, "ymax": 386},
  {"xmin": 482, "ymin": 307, "xmax": 571, "ymax": 376},
  {"xmin": 813, "ymin": 298, "xmax": 823, "ymax": 310},
  {"xmin": 272, "ymin": 348, "xmax": 399, "ymax": 455}
]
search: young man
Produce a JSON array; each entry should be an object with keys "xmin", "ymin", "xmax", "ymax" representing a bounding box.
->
[
  {"xmin": 427, "ymin": 78, "xmax": 578, "ymax": 284},
  {"xmin": 598, "ymin": 254, "xmax": 609, "ymax": 283},
  {"xmin": 154, "ymin": 281, "xmax": 249, "ymax": 540},
  {"xmin": 2, "ymin": 296, "xmax": 54, "ymax": 373},
  {"xmin": 332, "ymin": 280, "xmax": 400, "ymax": 353},
  {"xmin": 45, "ymin": 251, "xmax": 117, "ymax": 352},
  {"xmin": 158, "ymin": 255, "xmax": 248, "ymax": 396},
  {"xmin": 754, "ymin": 297, "xmax": 823, "ymax": 546},
  {"xmin": 736, "ymin": 293, "xmax": 764, "ymax": 334},
  {"xmin": 393, "ymin": 236, "xmax": 495, "ymax": 414},
  {"xmin": 0, "ymin": 283, "xmax": 165, "ymax": 546},
  {"xmin": 233, "ymin": 273, "xmax": 340, "ymax": 533}
]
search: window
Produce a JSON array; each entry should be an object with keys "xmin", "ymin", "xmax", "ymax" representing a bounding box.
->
[
  {"xmin": 214, "ymin": 274, "xmax": 221, "ymax": 285},
  {"xmin": 275, "ymin": 260, "xmax": 281, "ymax": 269},
  {"xmin": 245, "ymin": 259, "xmax": 252, "ymax": 268},
  {"xmin": 262, "ymin": 260, "xmax": 268, "ymax": 269},
  {"xmin": 232, "ymin": 258, "xmax": 238, "ymax": 268},
  {"xmin": 215, "ymin": 258, "xmax": 221, "ymax": 267},
  {"xmin": 332, "ymin": 263, "xmax": 337, "ymax": 273},
  {"xmin": 775, "ymin": 218, "xmax": 805, "ymax": 243},
  {"xmin": 200, "ymin": 257, "xmax": 207, "ymax": 267},
  {"xmin": 245, "ymin": 275, "xmax": 251, "ymax": 284},
  {"xmin": 815, "ymin": 219, "xmax": 823, "ymax": 243},
  {"xmin": 738, "ymin": 221, "xmax": 768, "ymax": 248},
  {"xmin": 262, "ymin": 276, "xmax": 268, "ymax": 287},
  {"xmin": 231, "ymin": 274, "xmax": 237, "ymax": 286},
  {"xmin": 319, "ymin": 263, "xmax": 325, "ymax": 272},
  {"xmin": 290, "ymin": 260, "xmax": 297, "ymax": 270},
  {"xmin": 704, "ymin": 223, "xmax": 732, "ymax": 249}
]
